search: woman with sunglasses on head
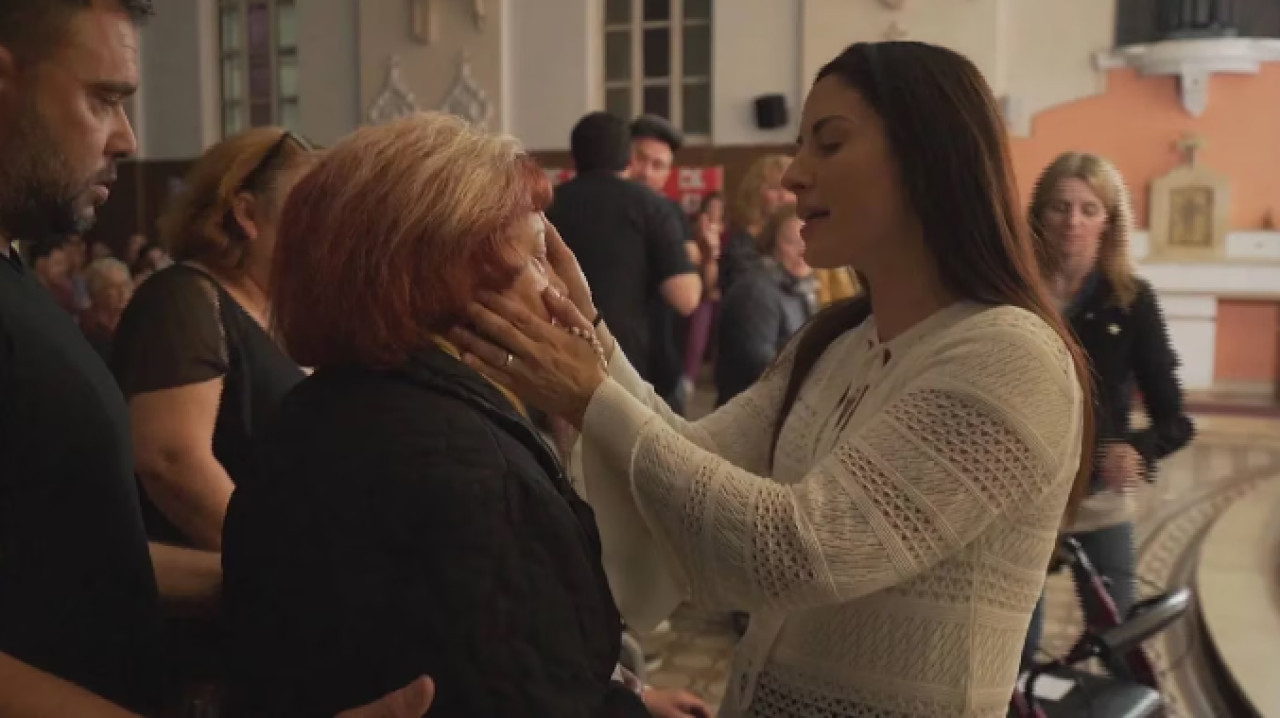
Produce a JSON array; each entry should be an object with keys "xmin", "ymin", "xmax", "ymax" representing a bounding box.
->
[
  {"xmin": 110, "ymin": 128, "xmax": 315, "ymax": 704},
  {"xmin": 112, "ymin": 127, "xmax": 315, "ymax": 551},
  {"xmin": 454, "ymin": 41, "xmax": 1094, "ymax": 717}
]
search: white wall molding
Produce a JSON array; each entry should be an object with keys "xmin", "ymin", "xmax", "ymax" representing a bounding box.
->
[
  {"xmin": 506, "ymin": 0, "xmax": 592, "ymax": 150},
  {"xmin": 800, "ymin": 0, "xmax": 1116, "ymax": 140},
  {"xmin": 1128, "ymin": 229, "xmax": 1280, "ymax": 390},
  {"xmin": 1130, "ymin": 229, "xmax": 1280, "ymax": 266},
  {"xmin": 498, "ymin": 0, "xmax": 512, "ymax": 134},
  {"xmin": 1095, "ymin": 37, "xmax": 1280, "ymax": 117},
  {"xmin": 712, "ymin": 0, "xmax": 802, "ymax": 145},
  {"xmin": 136, "ymin": 0, "xmax": 220, "ymax": 160},
  {"xmin": 196, "ymin": 0, "xmax": 220, "ymax": 151},
  {"xmin": 297, "ymin": 0, "xmax": 360, "ymax": 147}
]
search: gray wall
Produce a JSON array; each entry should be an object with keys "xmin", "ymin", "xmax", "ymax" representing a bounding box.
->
[
  {"xmin": 137, "ymin": 0, "xmax": 361, "ymax": 158},
  {"xmin": 297, "ymin": 0, "xmax": 360, "ymax": 146},
  {"xmin": 138, "ymin": 0, "xmax": 217, "ymax": 159}
]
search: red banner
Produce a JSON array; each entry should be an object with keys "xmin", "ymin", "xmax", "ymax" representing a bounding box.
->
[{"xmin": 544, "ymin": 166, "xmax": 724, "ymax": 217}]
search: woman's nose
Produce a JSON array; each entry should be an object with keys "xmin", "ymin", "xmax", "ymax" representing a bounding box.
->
[{"xmin": 782, "ymin": 157, "xmax": 808, "ymax": 194}]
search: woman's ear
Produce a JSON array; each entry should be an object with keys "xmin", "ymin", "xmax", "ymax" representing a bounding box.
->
[{"xmin": 230, "ymin": 192, "xmax": 261, "ymax": 242}]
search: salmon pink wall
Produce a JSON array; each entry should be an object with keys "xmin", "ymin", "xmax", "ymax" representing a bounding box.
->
[
  {"xmin": 1010, "ymin": 64, "xmax": 1280, "ymax": 230},
  {"xmin": 1214, "ymin": 300, "xmax": 1280, "ymax": 384}
]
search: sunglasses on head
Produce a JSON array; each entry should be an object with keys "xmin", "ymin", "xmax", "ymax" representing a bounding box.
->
[{"xmin": 237, "ymin": 130, "xmax": 317, "ymax": 195}]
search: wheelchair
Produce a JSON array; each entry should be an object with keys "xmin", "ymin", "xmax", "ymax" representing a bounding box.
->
[{"xmin": 1009, "ymin": 537, "xmax": 1191, "ymax": 718}]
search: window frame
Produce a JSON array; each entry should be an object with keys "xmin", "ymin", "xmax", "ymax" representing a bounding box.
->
[
  {"xmin": 217, "ymin": 0, "xmax": 298, "ymax": 138},
  {"xmin": 604, "ymin": 0, "xmax": 713, "ymax": 143}
]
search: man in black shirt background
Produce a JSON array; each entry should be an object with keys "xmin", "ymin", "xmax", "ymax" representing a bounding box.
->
[
  {"xmin": 625, "ymin": 115, "xmax": 719, "ymax": 412},
  {"xmin": 0, "ymin": 2, "xmax": 173, "ymax": 713},
  {"xmin": 547, "ymin": 113, "xmax": 700, "ymax": 393},
  {"xmin": 0, "ymin": 3, "xmax": 337, "ymax": 717}
]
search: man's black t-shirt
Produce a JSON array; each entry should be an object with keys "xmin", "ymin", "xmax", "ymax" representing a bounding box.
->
[
  {"xmin": 547, "ymin": 172, "xmax": 693, "ymax": 381},
  {"xmin": 648, "ymin": 197, "xmax": 694, "ymax": 402},
  {"xmin": 0, "ymin": 249, "xmax": 164, "ymax": 712}
]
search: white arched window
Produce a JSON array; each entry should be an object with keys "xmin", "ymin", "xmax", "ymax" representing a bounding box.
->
[
  {"xmin": 218, "ymin": 0, "xmax": 298, "ymax": 136},
  {"xmin": 604, "ymin": 0, "xmax": 713, "ymax": 139}
]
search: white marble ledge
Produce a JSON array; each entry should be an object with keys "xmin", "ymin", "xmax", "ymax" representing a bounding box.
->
[
  {"xmin": 1130, "ymin": 230, "xmax": 1280, "ymax": 263},
  {"xmin": 1129, "ymin": 231, "xmax": 1280, "ymax": 298}
]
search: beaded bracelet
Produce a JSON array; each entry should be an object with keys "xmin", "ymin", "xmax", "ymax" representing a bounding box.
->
[{"xmin": 567, "ymin": 325, "xmax": 608, "ymax": 370}]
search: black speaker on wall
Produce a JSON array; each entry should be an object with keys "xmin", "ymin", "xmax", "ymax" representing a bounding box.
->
[{"xmin": 754, "ymin": 94, "xmax": 789, "ymax": 129}]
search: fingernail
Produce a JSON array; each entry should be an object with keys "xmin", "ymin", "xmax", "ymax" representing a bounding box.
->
[{"xmin": 547, "ymin": 286, "xmax": 562, "ymax": 299}]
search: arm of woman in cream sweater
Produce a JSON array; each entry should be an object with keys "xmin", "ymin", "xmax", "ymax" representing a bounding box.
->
[
  {"xmin": 583, "ymin": 316, "xmax": 1083, "ymax": 613},
  {"xmin": 593, "ymin": 322, "xmax": 794, "ymax": 477},
  {"xmin": 573, "ymin": 323, "xmax": 796, "ymax": 627}
]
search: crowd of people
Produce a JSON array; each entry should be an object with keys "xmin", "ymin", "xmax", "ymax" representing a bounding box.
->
[
  {"xmin": 19, "ymin": 230, "xmax": 170, "ymax": 357},
  {"xmin": 1, "ymin": 1, "xmax": 1193, "ymax": 717}
]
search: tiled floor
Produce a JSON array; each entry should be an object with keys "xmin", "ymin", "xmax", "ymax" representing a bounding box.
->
[
  {"xmin": 1195, "ymin": 467, "xmax": 1280, "ymax": 717},
  {"xmin": 637, "ymin": 412, "xmax": 1280, "ymax": 716}
]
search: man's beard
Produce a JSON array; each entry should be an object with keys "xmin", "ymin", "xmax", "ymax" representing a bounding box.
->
[{"xmin": 0, "ymin": 105, "xmax": 106, "ymax": 242}]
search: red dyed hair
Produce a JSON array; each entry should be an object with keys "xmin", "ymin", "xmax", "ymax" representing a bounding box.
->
[{"xmin": 272, "ymin": 113, "xmax": 553, "ymax": 368}]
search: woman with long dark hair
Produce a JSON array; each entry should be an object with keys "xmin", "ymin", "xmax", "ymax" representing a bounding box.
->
[{"xmin": 455, "ymin": 42, "xmax": 1094, "ymax": 716}]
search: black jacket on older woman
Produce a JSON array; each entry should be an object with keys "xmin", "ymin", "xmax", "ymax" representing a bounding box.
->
[
  {"xmin": 1069, "ymin": 272, "xmax": 1195, "ymax": 491},
  {"xmin": 222, "ymin": 347, "xmax": 648, "ymax": 718}
]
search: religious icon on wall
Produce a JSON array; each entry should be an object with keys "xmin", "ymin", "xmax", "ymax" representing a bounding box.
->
[
  {"xmin": 1169, "ymin": 185, "xmax": 1214, "ymax": 249},
  {"xmin": 1147, "ymin": 133, "xmax": 1230, "ymax": 262}
]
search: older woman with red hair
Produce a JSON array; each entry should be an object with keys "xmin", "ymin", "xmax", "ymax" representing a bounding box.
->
[{"xmin": 221, "ymin": 113, "xmax": 706, "ymax": 718}]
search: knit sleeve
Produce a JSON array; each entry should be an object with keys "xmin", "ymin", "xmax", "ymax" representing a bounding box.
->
[
  {"xmin": 581, "ymin": 312, "xmax": 1083, "ymax": 613},
  {"xmin": 575, "ymin": 330, "xmax": 795, "ymax": 629},
  {"xmin": 600, "ymin": 324, "xmax": 794, "ymax": 476}
]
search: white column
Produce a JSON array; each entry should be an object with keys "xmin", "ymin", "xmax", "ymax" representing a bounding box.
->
[
  {"xmin": 1133, "ymin": 230, "xmax": 1280, "ymax": 392},
  {"xmin": 506, "ymin": 0, "xmax": 594, "ymax": 150},
  {"xmin": 297, "ymin": 0, "xmax": 360, "ymax": 145},
  {"xmin": 1155, "ymin": 293, "xmax": 1218, "ymax": 390},
  {"xmin": 136, "ymin": 0, "xmax": 220, "ymax": 159},
  {"xmin": 712, "ymin": 0, "xmax": 802, "ymax": 145}
]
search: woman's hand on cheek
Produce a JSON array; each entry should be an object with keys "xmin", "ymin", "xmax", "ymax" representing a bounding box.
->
[
  {"xmin": 448, "ymin": 288, "xmax": 607, "ymax": 428},
  {"xmin": 543, "ymin": 215, "xmax": 597, "ymax": 319}
]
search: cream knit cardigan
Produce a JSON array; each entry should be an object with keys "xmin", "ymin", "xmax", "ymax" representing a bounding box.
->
[{"xmin": 576, "ymin": 302, "xmax": 1083, "ymax": 717}]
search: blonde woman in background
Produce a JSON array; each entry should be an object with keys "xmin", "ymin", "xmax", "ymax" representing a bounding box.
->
[
  {"xmin": 720, "ymin": 154, "xmax": 795, "ymax": 294},
  {"xmin": 715, "ymin": 204, "xmax": 816, "ymax": 407},
  {"xmin": 722, "ymin": 153, "xmax": 857, "ymax": 306},
  {"xmin": 1021, "ymin": 151, "xmax": 1193, "ymax": 669}
]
